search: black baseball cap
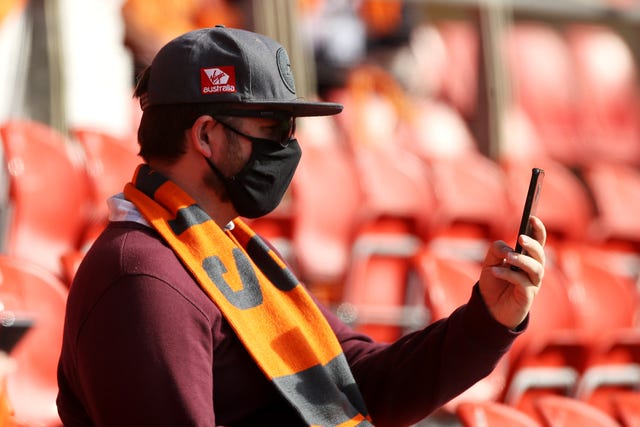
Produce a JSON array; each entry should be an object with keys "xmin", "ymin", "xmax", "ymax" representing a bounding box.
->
[{"xmin": 138, "ymin": 26, "xmax": 343, "ymax": 117}]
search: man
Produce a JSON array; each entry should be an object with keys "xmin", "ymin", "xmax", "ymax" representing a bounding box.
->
[{"xmin": 56, "ymin": 26, "xmax": 546, "ymax": 426}]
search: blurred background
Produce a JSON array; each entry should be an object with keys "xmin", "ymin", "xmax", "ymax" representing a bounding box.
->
[{"xmin": 2, "ymin": 0, "xmax": 640, "ymax": 425}]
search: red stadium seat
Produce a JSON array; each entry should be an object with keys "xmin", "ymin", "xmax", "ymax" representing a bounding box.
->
[
  {"xmin": 503, "ymin": 262, "xmax": 584, "ymax": 417},
  {"xmin": 243, "ymin": 195, "xmax": 297, "ymax": 274},
  {"xmin": 577, "ymin": 161, "xmax": 640, "ymax": 283},
  {"xmin": 556, "ymin": 243, "xmax": 640, "ymax": 415},
  {"xmin": 499, "ymin": 156, "xmax": 595, "ymax": 245},
  {"xmin": 338, "ymin": 219, "xmax": 425, "ymax": 343},
  {"xmin": 534, "ymin": 395, "xmax": 620, "ymax": 427},
  {"xmin": 566, "ymin": 24, "xmax": 640, "ymax": 166},
  {"xmin": 412, "ymin": 248, "xmax": 509, "ymax": 408},
  {"xmin": 59, "ymin": 129, "xmax": 142, "ymax": 283},
  {"xmin": 611, "ymin": 390, "xmax": 640, "ymax": 427},
  {"xmin": 558, "ymin": 244, "xmax": 639, "ymax": 345},
  {"xmin": 71, "ymin": 128, "xmax": 140, "ymax": 223},
  {"xmin": 457, "ymin": 400, "xmax": 542, "ymax": 427},
  {"xmin": 327, "ymin": 65, "xmax": 437, "ymax": 340},
  {"xmin": 328, "ymin": 65, "xmax": 437, "ymax": 234},
  {"xmin": 407, "ymin": 100, "xmax": 513, "ymax": 254},
  {"xmin": 436, "ymin": 20, "xmax": 480, "ymax": 118},
  {"xmin": 502, "ymin": 22, "xmax": 582, "ymax": 165},
  {"xmin": 0, "ymin": 255, "xmax": 67, "ymax": 427},
  {"xmin": 0, "ymin": 120, "xmax": 94, "ymax": 279},
  {"xmin": 290, "ymin": 116, "xmax": 363, "ymax": 302},
  {"xmin": 581, "ymin": 161, "xmax": 640, "ymax": 245},
  {"xmin": 412, "ymin": 248, "xmax": 480, "ymax": 323}
]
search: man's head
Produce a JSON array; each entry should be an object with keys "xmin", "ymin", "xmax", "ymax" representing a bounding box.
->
[
  {"xmin": 134, "ymin": 26, "xmax": 342, "ymax": 220},
  {"xmin": 134, "ymin": 25, "xmax": 343, "ymax": 163},
  {"xmin": 136, "ymin": 25, "xmax": 343, "ymax": 116}
]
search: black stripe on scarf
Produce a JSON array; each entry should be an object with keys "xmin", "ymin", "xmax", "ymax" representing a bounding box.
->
[
  {"xmin": 246, "ymin": 236, "xmax": 297, "ymax": 292},
  {"xmin": 169, "ymin": 205, "xmax": 210, "ymax": 235},
  {"xmin": 135, "ymin": 164, "xmax": 167, "ymax": 197}
]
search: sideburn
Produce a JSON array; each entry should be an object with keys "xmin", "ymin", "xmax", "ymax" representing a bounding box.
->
[
  {"xmin": 203, "ymin": 161, "xmax": 230, "ymax": 203},
  {"xmin": 202, "ymin": 126, "xmax": 245, "ymax": 203}
]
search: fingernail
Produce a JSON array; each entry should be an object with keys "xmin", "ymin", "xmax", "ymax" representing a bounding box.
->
[{"xmin": 520, "ymin": 234, "xmax": 532, "ymax": 244}]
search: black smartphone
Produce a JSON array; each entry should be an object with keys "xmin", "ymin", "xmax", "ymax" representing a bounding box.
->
[{"xmin": 513, "ymin": 168, "xmax": 544, "ymax": 265}]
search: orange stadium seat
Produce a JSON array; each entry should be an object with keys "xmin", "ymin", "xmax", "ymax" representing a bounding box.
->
[
  {"xmin": 436, "ymin": 20, "xmax": 480, "ymax": 119},
  {"xmin": 243, "ymin": 193, "xmax": 297, "ymax": 274},
  {"xmin": 328, "ymin": 65, "xmax": 436, "ymax": 235},
  {"xmin": 534, "ymin": 395, "xmax": 620, "ymax": 427},
  {"xmin": 581, "ymin": 161, "xmax": 640, "ymax": 245},
  {"xmin": 411, "ymin": 249, "xmax": 480, "ymax": 323},
  {"xmin": 577, "ymin": 161, "xmax": 640, "ymax": 284},
  {"xmin": 556, "ymin": 243, "xmax": 640, "ymax": 415},
  {"xmin": 611, "ymin": 390, "xmax": 640, "ymax": 427},
  {"xmin": 502, "ymin": 22, "xmax": 582, "ymax": 166},
  {"xmin": 499, "ymin": 156, "xmax": 595, "ymax": 245},
  {"xmin": 566, "ymin": 24, "xmax": 640, "ymax": 166},
  {"xmin": 0, "ymin": 120, "xmax": 94, "ymax": 280},
  {"xmin": 502, "ymin": 262, "xmax": 584, "ymax": 417},
  {"xmin": 72, "ymin": 128, "xmax": 140, "ymax": 221},
  {"xmin": 412, "ymin": 249, "xmax": 509, "ymax": 408},
  {"xmin": 59, "ymin": 129, "xmax": 141, "ymax": 282},
  {"xmin": 407, "ymin": 100, "xmax": 513, "ymax": 258},
  {"xmin": 338, "ymin": 221, "xmax": 425, "ymax": 343},
  {"xmin": 332, "ymin": 154, "xmax": 433, "ymax": 342},
  {"xmin": 327, "ymin": 65, "xmax": 437, "ymax": 341},
  {"xmin": 456, "ymin": 400, "xmax": 542, "ymax": 427},
  {"xmin": 290, "ymin": 116, "xmax": 363, "ymax": 302},
  {"xmin": 0, "ymin": 254, "xmax": 67, "ymax": 427}
]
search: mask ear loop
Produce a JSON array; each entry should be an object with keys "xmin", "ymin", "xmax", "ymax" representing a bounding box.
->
[{"xmin": 201, "ymin": 118, "xmax": 234, "ymax": 183}]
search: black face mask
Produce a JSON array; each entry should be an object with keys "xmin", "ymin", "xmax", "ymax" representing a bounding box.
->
[{"xmin": 204, "ymin": 134, "xmax": 301, "ymax": 219}]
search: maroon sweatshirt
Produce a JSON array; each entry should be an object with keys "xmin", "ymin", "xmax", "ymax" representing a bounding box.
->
[{"xmin": 57, "ymin": 221, "xmax": 522, "ymax": 426}]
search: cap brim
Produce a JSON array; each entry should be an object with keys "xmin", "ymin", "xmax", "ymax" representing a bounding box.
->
[{"xmin": 241, "ymin": 100, "xmax": 343, "ymax": 117}]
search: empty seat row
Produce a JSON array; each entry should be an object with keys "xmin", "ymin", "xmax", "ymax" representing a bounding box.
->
[{"xmin": 456, "ymin": 394, "xmax": 639, "ymax": 427}]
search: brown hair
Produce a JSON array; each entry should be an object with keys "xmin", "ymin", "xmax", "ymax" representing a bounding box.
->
[{"xmin": 134, "ymin": 66, "xmax": 227, "ymax": 163}]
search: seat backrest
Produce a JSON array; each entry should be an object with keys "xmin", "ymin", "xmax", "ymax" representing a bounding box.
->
[
  {"xmin": 611, "ymin": 390, "xmax": 640, "ymax": 427},
  {"xmin": 0, "ymin": 120, "xmax": 94, "ymax": 278},
  {"xmin": 411, "ymin": 248, "xmax": 479, "ymax": 323},
  {"xmin": 535, "ymin": 395, "xmax": 620, "ymax": 427},
  {"xmin": 72, "ymin": 128, "xmax": 140, "ymax": 223},
  {"xmin": 557, "ymin": 243, "xmax": 639, "ymax": 343},
  {"xmin": 457, "ymin": 400, "xmax": 542, "ymax": 427},
  {"xmin": 0, "ymin": 254, "xmax": 67, "ymax": 426},
  {"xmin": 502, "ymin": 22, "xmax": 582, "ymax": 165},
  {"xmin": 407, "ymin": 100, "xmax": 513, "ymax": 243},
  {"xmin": 565, "ymin": 24, "xmax": 640, "ymax": 165},
  {"xmin": 581, "ymin": 161, "xmax": 640, "ymax": 244},
  {"xmin": 503, "ymin": 258, "xmax": 584, "ymax": 414},
  {"xmin": 328, "ymin": 65, "xmax": 437, "ymax": 235},
  {"xmin": 291, "ymin": 116, "xmax": 363, "ymax": 288},
  {"xmin": 499, "ymin": 157, "xmax": 594, "ymax": 244},
  {"xmin": 411, "ymin": 248, "xmax": 509, "ymax": 406},
  {"xmin": 339, "ymin": 222, "xmax": 423, "ymax": 343},
  {"xmin": 436, "ymin": 20, "xmax": 480, "ymax": 118},
  {"xmin": 508, "ymin": 260, "xmax": 580, "ymax": 366}
]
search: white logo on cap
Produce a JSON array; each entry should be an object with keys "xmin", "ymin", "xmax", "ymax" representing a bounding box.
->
[{"xmin": 205, "ymin": 68, "xmax": 230, "ymax": 85}]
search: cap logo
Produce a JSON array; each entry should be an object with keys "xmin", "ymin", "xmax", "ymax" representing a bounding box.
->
[
  {"xmin": 201, "ymin": 66, "xmax": 236, "ymax": 94},
  {"xmin": 276, "ymin": 48, "xmax": 296, "ymax": 95}
]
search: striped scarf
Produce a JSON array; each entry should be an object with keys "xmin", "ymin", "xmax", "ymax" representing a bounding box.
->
[{"xmin": 124, "ymin": 164, "xmax": 372, "ymax": 426}]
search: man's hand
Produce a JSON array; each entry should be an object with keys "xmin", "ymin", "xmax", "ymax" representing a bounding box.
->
[{"xmin": 478, "ymin": 216, "xmax": 546, "ymax": 329}]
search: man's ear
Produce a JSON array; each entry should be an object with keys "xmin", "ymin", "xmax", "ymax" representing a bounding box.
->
[{"xmin": 190, "ymin": 115, "xmax": 216, "ymax": 157}]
